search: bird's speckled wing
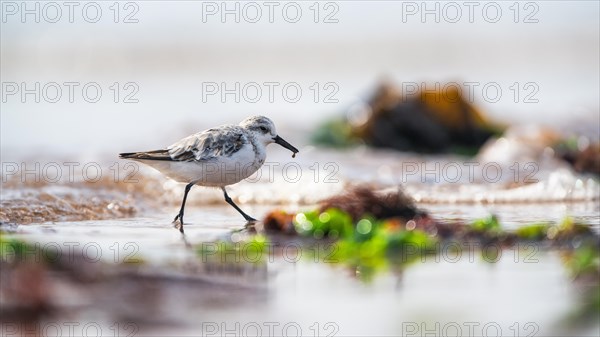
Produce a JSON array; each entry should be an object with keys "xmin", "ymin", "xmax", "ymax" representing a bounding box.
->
[{"xmin": 167, "ymin": 125, "xmax": 249, "ymax": 162}]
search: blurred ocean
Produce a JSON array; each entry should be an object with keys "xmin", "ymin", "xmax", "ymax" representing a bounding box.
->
[{"xmin": 2, "ymin": 1, "xmax": 599, "ymax": 159}]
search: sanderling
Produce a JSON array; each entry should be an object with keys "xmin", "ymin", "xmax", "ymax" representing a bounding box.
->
[{"xmin": 119, "ymin": 115, "xmax": 299, "ymax": 233}]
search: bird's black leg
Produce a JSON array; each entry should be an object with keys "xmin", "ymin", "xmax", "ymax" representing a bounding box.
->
[
  {"xmin": 173, "ymin": 182, "xmax": 194, "ymax": 233},
  {"xmin": 221, "ymin": 187, "xmax": 257, "ymax": 222}
]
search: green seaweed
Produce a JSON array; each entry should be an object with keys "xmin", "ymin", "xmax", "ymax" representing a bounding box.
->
[
  {"xmin": 294, "ymin": 208, "xmax": 354, "ymax": 240},
  {"xmin": 294, "ymin": 209, "xmax": 438, "ymax": 281},
  {"xmin": 515, "ymin": 223, "xmax": 548, "ymax": 240},
  {"xmin": 0, "ymin": 234, "xmax": 36, "ymax": 262},
  {"xmin": 563, "ymin": 240, "xmax": 600, "ymax": 278},
  {"xmin": 332, "ymin": 222, "xmax": 437, "ymax": 282},
  {"xmin": 310, "ymin": 118, "xmax": 359, "ymax": 148},
  {"xmin": 470, "ymin": 215, "xmax": 501, "ymax": 234},
  {"xmin": 559, "ymin": 239, "xmax": 600, "ymax": 327}
]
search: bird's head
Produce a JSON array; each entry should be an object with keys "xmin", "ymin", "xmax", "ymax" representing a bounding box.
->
[{"xmin": 240, "ymin": 116, "xmax": 299, "ymax": 157}]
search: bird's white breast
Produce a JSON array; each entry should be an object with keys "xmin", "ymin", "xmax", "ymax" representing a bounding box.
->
[{"xmin": 137, "ymin": 141, "xmax": 267, "ymax": 187}]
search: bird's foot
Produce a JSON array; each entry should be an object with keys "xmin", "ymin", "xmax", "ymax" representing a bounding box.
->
[
  {"xmin": 173, "ymin": 221, "xmax": 185, "ymax": 234},
  {"xmin": 244, "ymin": 221, "xmax": 258, "ymax": 233},
  {"xmin": 244, "ymin": 215, "xmax": 257, "ymax": 222},
  {"xmin": 173, "ymin": 213, "xmax": 185, "ymax": 233}
]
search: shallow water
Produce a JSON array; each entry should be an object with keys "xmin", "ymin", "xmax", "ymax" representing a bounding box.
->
[
  {"xmin": 2, "ymin": 146, "xmax": 599, "ymax": 336},
  {"xmin": 2, "ymin": 215, "xmax": 598, "ymax": 336}
]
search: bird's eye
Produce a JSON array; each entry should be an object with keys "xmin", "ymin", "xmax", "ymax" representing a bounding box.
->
[{"xmin": 259, "ymin": 126, "xmax": 268, "ymax": 133}]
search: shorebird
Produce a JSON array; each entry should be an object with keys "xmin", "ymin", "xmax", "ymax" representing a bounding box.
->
[{"xmin": 119, "ymin": 116, "xmax": 299, "ymax": 233}]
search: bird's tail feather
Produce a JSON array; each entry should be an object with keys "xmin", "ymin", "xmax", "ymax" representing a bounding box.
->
[{"xmin": 119, "ymin": 149, "xmax": 173, "ymax": 161}]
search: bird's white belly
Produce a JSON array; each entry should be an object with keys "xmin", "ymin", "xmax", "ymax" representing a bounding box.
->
[{"xmin": 138, "ymin": 144, "xmax": 265, "ymax": 186}]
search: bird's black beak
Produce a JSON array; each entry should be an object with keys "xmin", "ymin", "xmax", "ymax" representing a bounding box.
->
[{"xmin": 273, "ymin": 135, "xmax": 299, "ymax": 157}]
